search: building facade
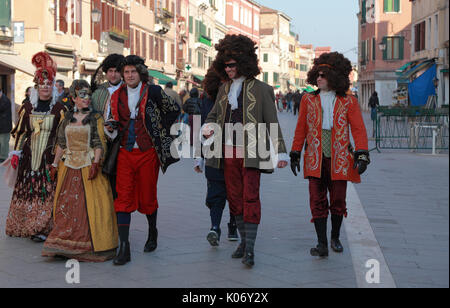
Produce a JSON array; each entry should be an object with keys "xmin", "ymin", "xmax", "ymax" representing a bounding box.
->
[
  {"xmin": 357, "ymin": 0, "xmax": 412, "ymax": 110},
  {"xmin": 410, "ymin": 0, "xmax": 449, "ymax": 107}
]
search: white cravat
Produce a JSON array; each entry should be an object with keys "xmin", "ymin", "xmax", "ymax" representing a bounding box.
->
[
  {"xmin": 320, "ymin": 90, "xmax": 336, "ymax": 130},
  {"xmin": 127, "ymin": 82, "xmax": 142, "ymax": 119},
  {"xmin": 228, "ymin": 76, "xmax": 245, "ymax": 111}
]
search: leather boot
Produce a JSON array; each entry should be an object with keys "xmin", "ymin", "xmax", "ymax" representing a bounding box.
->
[
  {"xmin": 113, "ymin": 241, "xmax": 131, "ymax": 265},
  {"xmin": 310, "ymin": 217, "xmax": 329, "ymax": 257},
  {"xmin": 232, "ymin": 243, "xmax": 246, "ymax": 258},
  {"xmin": 331, "ymin": 214, "xmax": 344, "ymax": 253},
  {"xmin": 144, "ymin": 211, "xmax": 158, "ymax": 253}
]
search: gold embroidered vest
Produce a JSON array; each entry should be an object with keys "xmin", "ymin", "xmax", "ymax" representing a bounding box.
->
[{"xmin": 64, "ymin": 125, "xmax": 94, "ymax": 169}]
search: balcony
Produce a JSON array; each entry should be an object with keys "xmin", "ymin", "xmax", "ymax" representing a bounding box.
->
[{"xmin": 197, "ymin": 35, "xmax": 212, "ymax": 47}]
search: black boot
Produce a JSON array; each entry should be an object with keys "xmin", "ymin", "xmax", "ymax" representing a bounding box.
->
[
  {"xmin": 310, "ymin": 218, "xmax": 329, "ymax": 257},
  {"xmin": 114, "ymin": 224, "xmax": 131, "ymax": 265},
  {"xmin": 331, "ymin": 214, "xmax": 344, "ymax": 253},
  {"xmin": 242, "ymin": 223, "xmax": 258, "ymax": 267},
  {"xmin": 232, "ymin": 216, "xmax": 246, "ymax": 258},
  {"xmin": 144, "ymin": 211, "xmax": 158, "ymax": 253},
  {"xmin": 113, "ymin": 241, "xmax": 131, "ymax": 265},
  {"xmin": 228, "ymin": 222, "xmax": 239, "ymax": 241}
]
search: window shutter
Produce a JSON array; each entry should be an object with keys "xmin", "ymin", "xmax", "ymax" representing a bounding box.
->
[
  {"xmin": 60, "ymin": 0, "xmax": 68, "ymax": 33},
  {"xmin": 361, "ymin": 0, "xmax": 366, "ymax": 24},
  {"xmin": 399, "ymin": 36, "xmax": 404, "ymax": 60},
  {"xmin": 189, "ymin": 16, "xmax": 193, "ymax": 34},
  {"xmin": 382, "ymin": 37, "xmax": 387, "ymax": 60},
  {"xmin": 394, "ymin": 0, "xmax": 400, "ymax": 12}
]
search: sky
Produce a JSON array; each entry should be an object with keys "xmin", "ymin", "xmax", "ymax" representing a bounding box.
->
[{"xmin": 256, "ymin": 0, "xmax": 359, "ymax": 63}]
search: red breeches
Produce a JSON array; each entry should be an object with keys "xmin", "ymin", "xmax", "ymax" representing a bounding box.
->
[
  {"xmin": 308, "ymin": 157, "xmax": 348, "ymax": 222},
  {"xmin": 114, "ymin": 148, "xmax": 160, "ymax": 215}
]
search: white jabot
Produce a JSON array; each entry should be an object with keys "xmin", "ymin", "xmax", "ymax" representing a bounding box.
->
[
  {"xmin": 320, "ymin": 90, "xmax": 336, "ymax": 130},
  {"xmin": 127, "ymin": 82, "xmax": 142, "ymax": 119},
  {"xmin": 228, "ymin": 76, "xmax": 246, "ymax": 111}
]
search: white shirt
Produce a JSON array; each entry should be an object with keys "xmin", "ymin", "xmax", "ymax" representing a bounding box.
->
[
  {"xmin": 127, "ymin": 82, "xmax": 142, "ymax": 120},
  {"xmin": 228, "ymin": 76, "xmax": 246, "ymax": 111},
  {"xmin": 105, "ymin": 81, "xmax": 123, "ymax": 119},
  {"xmin": 320, "ymin": 90, "xmax": 336, "ymax": 130}
]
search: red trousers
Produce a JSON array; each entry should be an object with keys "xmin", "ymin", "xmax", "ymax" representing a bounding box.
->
[
  {"xmin": 308, "ymin": 157, "xmax": 348, "ymax": 222},
  {"xmin": 115, "ymin": 148, "xmax": 160, "ymax": 215},
  {"xmin": 224, "ymin": 148, "xmax": 262, "ymax": 224}
]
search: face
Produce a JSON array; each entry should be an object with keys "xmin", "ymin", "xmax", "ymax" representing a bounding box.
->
[
  {"xmin": 56, "ymin": 82, "xmax": 64, "ymax": 92},
  {"xmin": 106, "ymin": 68, "xmax": 122, "ymax": 85},
  {"xmin": 224, "ymin": 60, "xmax": 239, "ymax": 80},
  {"xmin": 38, "ymin": 80, "xmax": 53, "ymax": 100},
  {"xmin": 74, "ymin": 88, "xmax": 92, "ymax": 110},
  {"xmin": 123, "ymin": 66, "xmax": 141, "ymax": 88},
  {"xmin": 26, "ymin": 88, "xmax": 32, "ymax": 97},
  {"xmin": 317, "ymin": 71, "xmax": 329, "ymax": 91}
]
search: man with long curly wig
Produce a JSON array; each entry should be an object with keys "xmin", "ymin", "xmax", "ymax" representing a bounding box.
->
[
  {"xmin": 204, "ymin": 34, "xmax": 289, "ymax": 267},
  {"xmin": 290, "ymin": 52, "xmax": 370, "ymax": 257}
]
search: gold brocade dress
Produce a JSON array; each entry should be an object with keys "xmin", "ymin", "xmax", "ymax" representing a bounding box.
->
[{"xmin": 42, "ymin": 115, "xmax": 118, "ymax": 262}]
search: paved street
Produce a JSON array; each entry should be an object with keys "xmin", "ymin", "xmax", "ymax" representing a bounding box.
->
[{"xmin": 0, "ymin": 110, "xmax": 448, "ymax": 288}]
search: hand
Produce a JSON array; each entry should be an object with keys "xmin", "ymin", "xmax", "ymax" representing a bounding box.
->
[
  {"xmin": 11, "ymin": 155, "xmax": 19, "ymax": 170},
  {"xmin": 49, "ymin": 164, "xmax": 58, "ymax": 182},
  {"xmin": 88, "ymin": 162, "xmax": 99, "ymax": 180},
  {"xmin": 202, "ymin": 124, "xmax": 214, "ymax": 139},
  {"xmin": 353, "ymin": 150, "xmax": 370, "ymax": 175},
  {"xmin": 290, "ymin": 151, "xmax": 301, "ymax": 176},
  {"xmin": 194, "ymin": 166, "xmax": 203, "ymax": 174},
  {"xmin": 104, "ymin": 120, "xmax": 118, "ymax": 133},
  {"xmin": 277, "ymin": 161, "xmax": 288, "ymax": 169}
]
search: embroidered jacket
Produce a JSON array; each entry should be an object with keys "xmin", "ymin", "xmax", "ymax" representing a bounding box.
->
[
  {"xmin": 110, "ymin": 83, "xmax": 181, "ymax": 173},
  {"xmin": 291, "ymin": 92, "xmax": 368, "ymax": 183}
]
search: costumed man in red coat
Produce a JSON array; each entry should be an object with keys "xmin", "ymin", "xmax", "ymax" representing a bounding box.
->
[
  {"xmin": 105, "ymin": 55, "xmax": 180, "ymax": 266},
  {"xmin": 290, "ymin": 52, "xmax": 370, "ymax": 257}
]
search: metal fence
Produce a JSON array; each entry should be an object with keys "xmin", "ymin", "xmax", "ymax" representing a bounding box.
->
[{"xmin": 374, "ymin": 106, "xmax": 449, "ymax": 153}]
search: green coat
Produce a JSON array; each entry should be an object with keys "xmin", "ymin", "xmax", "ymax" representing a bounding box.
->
[
  {"xmin": 205, "ymin": 78, "xmax": 287, "ymax": 173},
  {"xmin": 91, "ymin": 82, "xmax": 110, "ymax": 118}
]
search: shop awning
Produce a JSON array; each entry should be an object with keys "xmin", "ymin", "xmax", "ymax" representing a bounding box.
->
[
  {"xmin": 0, "ymin": 53, "xmax": 35, "ymax": 76},
  {"xmin": 395, "ymin": 61, "xmax": 414, "ymax": 75},
  {"xmin": 148, "ymin": 70, "xmax": 177, "ymax": 86},
  {"xmin": 193, "ymin": 75, "xmax": 204, "ymax": 81},
  {"xmin": 397, "ymin": 59, "xmax": 435, "ymax": 84}
]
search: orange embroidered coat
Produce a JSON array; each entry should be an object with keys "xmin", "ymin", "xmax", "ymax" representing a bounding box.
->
[{"xmin": 292, "ymin": 93, "xmax": 368, "ymax": 183}]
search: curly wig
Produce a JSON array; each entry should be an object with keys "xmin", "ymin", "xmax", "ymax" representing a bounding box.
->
[
  {"xmin": 212, "ymin": 34, "xmax": 260, "ymax": 81},
  {"xmin": 69, "ymin": 79, "xmax": 91, "ymax": 101},
  {"xmin": 202, "ymin": 67, "xmax": 223, "ymax": 101},
  {"xmin": 118, "ymin": 55, "xmax": 150, "ymax": 84},
  {"xmin": 307, "ymin": 52, "xmax": 352, "ymax": 97},
  {"xmin": 91, "ymin": 54, "xmax": 125, "ymax": 92}
]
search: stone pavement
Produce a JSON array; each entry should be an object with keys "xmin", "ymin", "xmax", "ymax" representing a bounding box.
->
[{"xmin": 0, "ymin": 110, "xmax": 448, "ymax": 288}]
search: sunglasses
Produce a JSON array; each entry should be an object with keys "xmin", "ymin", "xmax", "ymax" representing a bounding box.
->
[
  {"xmin": 224, "ymin": 62, "xmax": 238, "ymax": 69},
  {"xmin": 318, "ymin": 73, "xmax": 326, "ymax": 79}
]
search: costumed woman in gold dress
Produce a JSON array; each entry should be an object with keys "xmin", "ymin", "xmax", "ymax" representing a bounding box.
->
[
  {"xmin": 42, "ymin": 80, "xmax": 118, "ymax": 262},
  {"xmin": 6, "ymin": 52, "xmax": 67, "ymax": 242}
]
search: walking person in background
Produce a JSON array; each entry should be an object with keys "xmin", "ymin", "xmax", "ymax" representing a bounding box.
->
[
  {"xmin": 193, "ymin": 67, "xmax": 239, "ymax": 247},
  {"xmin": 164, "ymin": 82, "xmax": 182, "ymax": 108},
  {"xmin": 290, "ymin": 52, "xmax": 370, "ymax": 258},
  {"xmin": 286, "ymin": 90, "xmax": 293, "ymax": 113},
  {"xmin": 0, "ymin": 88, "xmax": 12, "ymax": 163},
  {"xmin": 368, "ymin": 91, "xmax": 380, "ymax": 138}
]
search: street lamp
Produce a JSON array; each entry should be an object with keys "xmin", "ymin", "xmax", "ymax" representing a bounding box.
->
[
  {"xmin": 378, "ymin": 41, "xmax": 386, "ymax": 51},
  {"xmin": 91, "ymin": 8, "xmax": 101, "ymax": 24}
]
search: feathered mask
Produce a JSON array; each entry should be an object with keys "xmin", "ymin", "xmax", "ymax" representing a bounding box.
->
[{"xmin": 31, "ymin": 52, "xmax": 57, "ymax": 85}]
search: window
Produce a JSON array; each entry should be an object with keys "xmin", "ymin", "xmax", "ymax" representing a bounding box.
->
[
  {"xmin": 382, "ymin": 36, "xmax": 404, "ymax": 60},
  {"xmin": 383, "ymin": 0, "xmax": 400, "ymax": 13},
  {"xmin": 300, "ymin": 64, "xmax": 308, "ymax": 71},
  {"xmin": 263, "ymin": 53, "xmax": 268, "ymax": 62},
  {"xmin": 414, "ymin": 21, "xmax": 426, "ymax": 52},
  {"xmin": 263, "ymin": 72, "xmax": 268, "ymax": 83},
  {"xmin": 189, "ymin": 16, "xmax": 193, "ymax": 34},
  {"xmin": 361, "ymin": 0, "xmax": 366, "ymax": 24},
  {"xmin": 372, "ymin": 37, "xmax": 376, "ymax": 61},
  {"xmin": 273, "ymin": 72, "xmax": 279, "ymax": 84},
  {"xmin": 233, "ymin": 3, "xmax": 239, "ymax": 22}
]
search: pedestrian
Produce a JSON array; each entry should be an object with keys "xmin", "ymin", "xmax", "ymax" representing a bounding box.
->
[
  {"xmin": 204, "ymin": 34, "xmax": 289, "ymax": 267},
  {"xmin": 368, "ymin": 91, "xmax": 379, "ymax": 137},
  {"xmin": 164, "ymin": 82, "xmax": 182, "ymax": 108},
  {"xmin": 286, "ymin": 90, "xmax": 293, "ymax": 113},
  {"xmin": 55, "ymin": 79, "xmax": 72, "ymax": 110},
  {"xmin": 42, "ymin": 80, "xmax": 118, "ymax": 262},
  {"xmin": 5, "ymin": 51, "xmax": 68, "ymax": 242},
  {"xmin": 183, "ymin": 88, "xmax": 202, "ymax": 145},
  {"xmin": 293, "ymin": 90, "xmax": 302, "ymax": 116},
  {"xmin": 193, "ymin": 67, "xmax": 238, "ymax": 247},
  {"xmin": 105, "ymin": 55, "xmax": 180, "ymax": 266},
  {"xmin": 290, "ymin": 52, "xmax": 370, "ymax": 257},
  {"xmin": 91, "ymin": 53, "xmax": 125, "ymax": 119},
  {"xmin": 0, "ymin": 87, "xmax": 12, "ymax": 163}
]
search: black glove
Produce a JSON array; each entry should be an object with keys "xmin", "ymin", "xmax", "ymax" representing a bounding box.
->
[
  {"xmin": 353, "ymin": 150, "xmax": 371, "ymax": 175},
  {"xmin": 290, "ymin": 151, "xmax": 301, "ymax": 177}
]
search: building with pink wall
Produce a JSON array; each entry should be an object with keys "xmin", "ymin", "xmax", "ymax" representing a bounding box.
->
[
  {"xmin": 314, "ymin": 46, "xmax": 332, "ymax": 60},
  {"xmin": 357, "ymin": 0, "xmax": 412, "ymax": 110},
  {"xmin": 225, "ymin": 0, "xmax": 261, "ymax": 46}
]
